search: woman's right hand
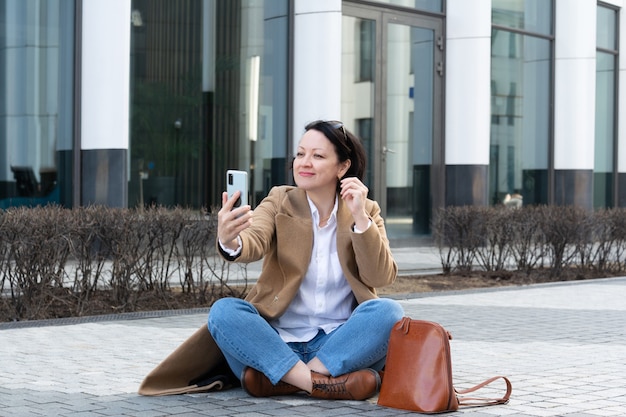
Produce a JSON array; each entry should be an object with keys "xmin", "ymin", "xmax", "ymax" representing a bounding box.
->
[{"xmin": 217, "ymin": 191, "xmax": 252, "ymax": 250}]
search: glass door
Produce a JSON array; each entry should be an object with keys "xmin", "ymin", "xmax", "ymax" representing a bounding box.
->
[{"xmin": 342, "ymin": 6, "xmax": 443, "ymax": 238}]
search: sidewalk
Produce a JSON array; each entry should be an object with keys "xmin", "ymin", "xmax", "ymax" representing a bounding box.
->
[{"xmin": 1, "ymin": 247, "xmax": 625, "ymax": 416}]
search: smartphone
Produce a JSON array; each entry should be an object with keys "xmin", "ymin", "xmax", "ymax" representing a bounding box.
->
[{"xmin": 226, "ymin": 170, "xmax": 248, "ymax": 208}]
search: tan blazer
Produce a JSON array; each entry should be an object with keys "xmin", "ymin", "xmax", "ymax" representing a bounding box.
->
[{"xmin": 138, "ymin": 186, "xmax": 397, "ymax": 396}]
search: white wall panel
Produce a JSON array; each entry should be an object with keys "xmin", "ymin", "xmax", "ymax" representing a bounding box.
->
[
  {"xmin": 553, "ymin": 0, "xmax": 596, "ymax": 170},
  {"xmin": 445, "ymin": 0, "xmax": 491, "ymax": 165},
  {"xmin": 81, "ymin": 0, "xmax": 131, "ymax": 150},
  {"xmin": 294, "ymin": 0, "xmax": 340, "ymax": 15},
  {"xmin": 292, "ymin": 0, "xmax": 341, "ymax": 145},
  {"xmin": 446, "ymin": 0, "xmax": 491, "ymax": 39}
]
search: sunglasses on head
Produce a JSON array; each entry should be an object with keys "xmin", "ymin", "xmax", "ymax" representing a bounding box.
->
[{"xmin": 306, "ymin": 120, "xmax": 348, "ymax": 149}]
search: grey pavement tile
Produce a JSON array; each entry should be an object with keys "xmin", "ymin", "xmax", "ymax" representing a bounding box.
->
[
  {"xmin": 249, "ymin": 407, "xmax": 311, "ymax": 416},
  {"xmin": 89, "ymin": 408, "xmax": 146, "ymax": 417},
  {"xmin": 132, "ymin": 406, "xmax": 202, "ymax": 416},
  {"xmin": 0, "ymin": 407, "xmax": 45, "ymax": 417},
  {"xmin": 292, "ymin": 404, "xmax": 365, "ymax": 415},
  {"xmin": 118, "ymin": 411, "xmax": 165, "ymax": 417},
  {"xmin": 165, "ymin": 413, "xmax": 215, "ymax": 417},
  {"xmin": 185, "ymin": 407, "xmax": 238, "ymax": 417},
  {"xmin": 344, "ymin": 405, "xmax": 415, "ymax": 417},
  {"xmin": 558, "ymin": 414, "xmax": 609, "ymax": 417},
  {"xmin": 36, "ymin": 402, "xmax": 105, "ymax": 414}
]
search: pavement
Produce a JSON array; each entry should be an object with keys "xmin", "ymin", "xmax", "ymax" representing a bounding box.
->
[{"xmin": 1, "ymin": 244, "xmax": 626, "ymax": 417}]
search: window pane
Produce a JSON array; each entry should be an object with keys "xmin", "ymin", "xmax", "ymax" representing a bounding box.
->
[
  {"xmin": 597, "ymin": 6, "xmax": 617, "ymax": 51},
  {"xmin": 0, "ymin": 0, "xmax": 75, "ymax": 209},
  {"xmin": 490, "ymin": 30, "xmax": 551, "ymax": 206},
  {"xmin": 129, "ymin": 0, "xmax": 204, "ymax": 208},
  {"xmin": 358, "ymin": 19, "xmax": 375, "ymax": 82},
  {"xmin": 594, "ymin": 52, "xmax": 616, "ymax": 208},
  {"xmin": 492, "ymin": 0, "xmax": 553, "ymax": 36},
  {"xmin": 344, "ymin": 14, "xmax": 376, "ymax": 192},
  {"xmin": 129, "ymin": 0, "xmax": 289, "ymax": 209},
  {"xmin": 364, "ymin": 0, "xmax": 442, "ymax": 14}
]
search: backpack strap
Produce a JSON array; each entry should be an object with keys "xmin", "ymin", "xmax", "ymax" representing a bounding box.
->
[{"xmin": 457, "ymin": 376, "xmax": 512, "ymax": 407}]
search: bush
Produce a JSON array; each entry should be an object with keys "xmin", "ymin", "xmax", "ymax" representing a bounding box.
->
[
  {"xmin": 432, "ymin": 205, "xmax": 626, "ymax": 276},
  {"xmin": 0, "ymin": 205, "xmax": 248, "ymax": 322},
  {"xmin": 6, "ymin": 204, "xmax": 625, "ymax": 321}
]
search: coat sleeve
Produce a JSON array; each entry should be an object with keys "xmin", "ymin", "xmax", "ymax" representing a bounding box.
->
[
  {"xmin": 350, "ymin": 199, "xmax": 397, "ymax": 289},
  {"xmin": 217, "ymin": 186, "xmax": 284, "ymax": 263}
]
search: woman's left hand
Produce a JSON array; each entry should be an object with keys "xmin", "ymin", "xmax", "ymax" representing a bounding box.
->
[{"xmin": 339, "ymin": 177, "xmax": 370, "ymax": 230}]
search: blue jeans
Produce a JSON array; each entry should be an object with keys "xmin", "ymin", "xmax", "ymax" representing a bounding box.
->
[{"xmin": 207, "ymin": 297, "xmax": 404, "ymax": 385}]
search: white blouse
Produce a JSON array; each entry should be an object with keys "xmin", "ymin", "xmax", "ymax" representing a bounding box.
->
[
  {"xmin": 270, "ymin": 196, "xmax": 358, "ymax": 342},
  {"xmin": 220, "ymin": 195, "xmax": 371, "ymax": 343}
]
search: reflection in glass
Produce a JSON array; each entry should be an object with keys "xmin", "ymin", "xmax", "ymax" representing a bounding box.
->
[
  {"xmin": 492, "ymin": 0, "xmax": 552, "ymax": 36},
  {"xmin": 490, "ymin": 29, "xmax": 551, "ymax": 206},
  {"xmin": 597, "ymin": 6, "xmax": 617, "ymax": 51},
  {"xmin": 364, "ymin": 0, "xmax": 442, "ymax": 13},
  {"xmin": 130, "ymin": 0, "xmax": 204, "ymax": 208},
  {"xmin": 342, "ymin": 15, "xmax": 376, "ymax": 195},
  {"xmin": 0, "ymin": 0, "xmax": 74, "ymax": 209},
  {"xmin": 593, "ymin": 5, "xmax": 618, "ymax": 209},
  {"xmin": 594, "ymin": 53, "xmax": 616, "ymax": 208},
  {"xmin": 129, "ymin": 0, "xmax": 288, "ymax": 209},
  {"xmin": 385, "ymin": 24, "xmax": 434, "ymax": 235}
]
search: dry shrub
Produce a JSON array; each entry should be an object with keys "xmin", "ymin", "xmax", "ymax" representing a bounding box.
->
[
  {"xmin": 432, "ymin": 204, "xmax": 626, "ymax": 277},
  {"xmin": 0, "ymin": 206, "xmax": 73, "ymax": 320},
  {"xmin": 0, "ymin": 205, "xmax": 247, "ymax": 322},
  {"xmin": 432, "ymin": 206, "xmax": 485, "ymax": 273}
]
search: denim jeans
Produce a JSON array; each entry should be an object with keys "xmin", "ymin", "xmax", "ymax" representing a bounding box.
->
[{"xmin": 207, "ymin": 297, "xmax": 404, "ymax": 385}]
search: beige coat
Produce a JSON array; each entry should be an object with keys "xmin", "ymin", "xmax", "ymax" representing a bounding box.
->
[{"xmin": 138, "ymin": 186, "xmax": 397, "ymax": 395}]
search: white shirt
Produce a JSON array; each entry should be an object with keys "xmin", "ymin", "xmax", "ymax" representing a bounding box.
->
[
  {"xmin": 219, "ymin": 195, "xmax": 371, "ymax": 343},
  {"xmin": 270, "ymin": 196, "xmax": 356, "ymax": 342}
]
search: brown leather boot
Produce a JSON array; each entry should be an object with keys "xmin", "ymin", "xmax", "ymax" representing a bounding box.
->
[
  {"xmin": 310, "ymin": 369, "xmax": 381, "ymax": 400},
  {"xmin": 241, "ymin": 367, "xmax": 302, "ymax": 397}
]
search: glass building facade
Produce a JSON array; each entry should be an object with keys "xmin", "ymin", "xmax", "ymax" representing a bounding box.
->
[
  {"xmin": 0, "ymin": 0, "xmax": 75, "ymax": 209},
  {"xmin": 0, "ymin": 0, "xmax": 624, "ymax": 239},
  {"xmin": 490, "ymin": 0, "xmax": 553, "ymax": 206},
  {"xmin": 595, "ymin": 4, "xmax": 618, "ymax": 208},
  {"xmin": 129, "ymin": 0, "xmax": 289, "ymax": 209}
]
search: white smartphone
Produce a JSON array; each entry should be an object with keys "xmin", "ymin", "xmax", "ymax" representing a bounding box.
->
[{"xmin": 226, "ymin": 170, "xmax": 248, "ymax": 208}]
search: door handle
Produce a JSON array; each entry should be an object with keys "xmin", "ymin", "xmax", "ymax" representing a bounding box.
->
[{"xmin": 382, "ymin": 146, "xmax": 396, "ymax": 155}]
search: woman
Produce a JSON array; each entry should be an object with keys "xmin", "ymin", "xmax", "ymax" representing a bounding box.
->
[{"xmin": 208, "ymin": 120, "xmax": 404, "ymax": 400}]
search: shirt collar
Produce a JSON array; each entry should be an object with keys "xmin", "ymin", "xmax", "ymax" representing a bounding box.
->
[{"xmin": 306, "ymin": 194, "xmax": 339, "ymax": 224}]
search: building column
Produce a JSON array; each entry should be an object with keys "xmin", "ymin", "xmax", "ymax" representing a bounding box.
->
[
  {"xmin": 80, "ymin": 0, "xmax": 131, "ymax": 207},
  {"xmin": 617, "ymin": 5, "xmax": 626, "ymax": 206},
  {"xmin": 292, "ymin": 0, "xmax": 342, "ymax": 144},
  {"xmin": 553, "ymin": 0, "xmax": 596, "ymax": 208},
  {"xmin": 444, "ymin": 0, "xmax": 491, "ymax": 206}
]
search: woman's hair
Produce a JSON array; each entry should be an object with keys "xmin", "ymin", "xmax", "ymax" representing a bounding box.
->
[{"xmin": 303, "ymin": 120, "xmax": 367, "ymax": 190}]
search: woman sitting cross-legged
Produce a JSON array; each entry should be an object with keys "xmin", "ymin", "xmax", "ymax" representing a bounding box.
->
[{"xmin": 208, "ymin": 120, "xmax": 404, "ymax": 400}]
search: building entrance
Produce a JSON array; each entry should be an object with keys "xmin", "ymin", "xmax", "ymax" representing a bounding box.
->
[{"xmin": 342, "ymin": 4, "xmax": 444, "ymax": 237}]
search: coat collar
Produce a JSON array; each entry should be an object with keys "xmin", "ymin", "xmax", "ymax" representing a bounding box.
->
[{"xmin": 282, "ymin": 187, "xmax": 353, "ymax": 232}]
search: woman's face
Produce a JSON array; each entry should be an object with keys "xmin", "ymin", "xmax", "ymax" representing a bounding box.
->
[{"xmin": 293, "ymin": 129, "xmax": 350, "ymax": 193}]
